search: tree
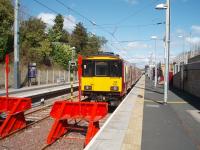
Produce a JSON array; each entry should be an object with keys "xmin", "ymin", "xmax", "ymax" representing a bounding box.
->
[
  {"xmin": 20, "ymin": 17, "xmax": 52, "ymax": 64},
  {"xmin": 23, "ymin": 40, "xmax": 52, "ymax": 64},
  {"xmin": 70, "ymin": 22, "xmax": 88, "ymax": 54},
  {"xmin": 52, "ymin": 43, "xmax": 74, "ymax": 69},
  {"xmin": 48, "ymin": 14, "xmax": 69, "ymax": 43},
  {"xmin": 84, "ymin": 33, "xmax": 107, "ymax": 55},
  {"xmin": 60, "ymin": 29, "xmax": 70, "ymax": 43},
  {"xmin": 20, "ymin": 17, "xmax": 46, "ymax": 47},
  {"xmin": 0, "ymin": 0, "xmax": 14, "ymax": 61},
  {"xmin": 53, "ymin": 14, "xmax": 64, "ymax": 33}
]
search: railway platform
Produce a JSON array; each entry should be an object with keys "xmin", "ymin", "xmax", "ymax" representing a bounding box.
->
[
  {"xmin": 84, "ymin": 75, "xmax": 200, "ymax": 150},
  {"xmin": 0, "ymin": 82, "xmax": 78, "ymax": 102}
]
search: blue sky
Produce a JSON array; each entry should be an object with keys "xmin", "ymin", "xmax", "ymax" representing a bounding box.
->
[{"xmin": 21, "ymin": 0, "xmax": 200, "ymax": 67}]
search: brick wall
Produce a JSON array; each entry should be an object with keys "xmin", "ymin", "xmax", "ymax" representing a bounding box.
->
[{"xmin": 173, "ymin": 62, "xmax": 200, "ymax": 98}]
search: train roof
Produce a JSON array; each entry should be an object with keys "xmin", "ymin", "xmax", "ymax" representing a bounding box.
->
[{"xmin": 84, "ymin": 52, "xmax": 122, "ymax": 60}]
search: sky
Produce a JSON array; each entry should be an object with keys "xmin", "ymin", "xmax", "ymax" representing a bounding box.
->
[{"xmin": 21, "ymin": 0, "xmax": 200, "ymax": 68}]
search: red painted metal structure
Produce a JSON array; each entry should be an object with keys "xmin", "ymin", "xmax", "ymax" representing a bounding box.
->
[
  {"xmin": 0, "ymin": 97, "xmax": 31, "ymax": 137},
  {"xmin": 47, "ymin": 101, "xmax": 108, "ymax": 145},
  {"xmin": 5, "ymin": 55, "xmax": 9, "ymax": 98},
  {"xmin": 0, "ymin": 54, "xmax": 31, "ymax": 137},
  {"xmin": 78, "ymin": 55, "xmax": 83, "ymax": 102}
]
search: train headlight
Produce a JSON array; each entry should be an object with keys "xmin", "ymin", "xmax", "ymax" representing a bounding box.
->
[
  {"xmin": 110, "ymin": 86, "xmax": 119, "ymax": 91},
  {"xmin": 84, "ymin": 85, "xmax": 92, "ymax": 91}
]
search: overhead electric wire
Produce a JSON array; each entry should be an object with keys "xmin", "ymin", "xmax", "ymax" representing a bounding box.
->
[
  {"xmin": 19, "ymin": 1, "xmax": 58, "ymax": 26},
  {"xmin": 32, "ymin": 0, "xmax": 74, "ymax": 24},
  {"xmin": 17, "ymin": 6, "xmax": 56, "ymax": 28},
  {"xmin": 55, "ymin": 0, "xmax": 96, "ymax": 25},
  {"xmin": 33, "ymin": 0, "xmax": 115, "ymax": 40},
  {"xmin": 115, "ymin": 0, "xmax": 161, "ymax": 25},
  {"xmin": 30, "ymin": 0, "xmax": 159, "ymax": 57},
  {"xmin": 54, "ymin": 0, "xmax": 125, "ymax": 50},
  {"xmin": 87, "ymin": 22, "xmax": 165, "ymax": 30},
  {"xmin": 21, "ymin": 0, "xmax": 121, "ymax": 51},
  {"xmin": 110, "ymin": 39, "xmax": 152, "ymax": 43},
  {"xmin": 55, "ymin": 0, "xmax": 121, "ymax": 46}
]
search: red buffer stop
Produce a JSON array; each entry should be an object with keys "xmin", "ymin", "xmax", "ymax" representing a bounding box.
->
[
  {"xmin": 47, "ymin": 101, "xmax": 108, "ymax": 146},
  {"xmin": 0, "ymin": 54, "xmax": 32, "ymax": 137},
  {"xmin": 0, "ymin": 97, "xmax": 31, "ymax": 137}
]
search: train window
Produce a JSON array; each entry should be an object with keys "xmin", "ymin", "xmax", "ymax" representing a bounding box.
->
[
  {"xmin": 110, "ymin": 61, "xmax": 122, "ymax": 77},
  {"xmin": 82, "ymin": 60, "xmax": 93, "ymax": 77},
  {"xmin": 95, "ymin": 61, "xmax": 108, "ymax": 76}
]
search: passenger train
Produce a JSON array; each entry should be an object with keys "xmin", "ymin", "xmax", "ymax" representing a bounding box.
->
[{"xmin": 81, "ymin": 52, "xmax": 141, "ymax": 104}]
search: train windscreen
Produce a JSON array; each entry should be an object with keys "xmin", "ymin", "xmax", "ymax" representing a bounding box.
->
[
  {"xmin": 95, "ymin": 61, "xmax": 109, "ymax": 76},
  {"xmin": 82, "ymin": 60, "xmax": 122, "ymax": 77},
  {"xmin": 82, "ymin": 60, "xmax": 93, "ymax": 77},
  {"xmin": 109, "ymin": 61, "xmax": 122, "ymax": 77}
]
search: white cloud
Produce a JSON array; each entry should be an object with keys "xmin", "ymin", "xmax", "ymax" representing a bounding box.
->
[
  {"xmin": 63, "ymin": 15, "xmax": 76, "ymax": 32},
  {"xmin": 176, "ymin": 28, "xmax": 185, "ymax": 34},
  {"xmin": 191, "ymin": 25, "xmax": 200, "ymax": 33},
  {"xmin": 37, "ymin": 12, "xmax": 55, "ymax": 27},
  {"xmin": 126, "ymin": 56, "xmax": 149, "ymax": 68},
  {"xmin": 185, "ymin": 36, "xmax": 200, "ymax": 44},
  {"xmin": 117, "ymin": 50, "xmax": 128, "ymax": 55},
  {"xmin": 125, "ymin": 41, "xmax": 149, "ymax": 50},
  {"xmin": 127, "ymin": 57, "xmax": 148, "ymax": 63},
  {"xmin": 37, "ymin": 13, "xmax": 76, "ymax": 32},
  {"xmin": 125, "ymin": 0, "xmax": 138, "ymax": 5}
]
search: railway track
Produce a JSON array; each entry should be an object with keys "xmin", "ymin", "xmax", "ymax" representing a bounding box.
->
[
  {"xmin": 0, "ymin": 93, "xmax": 117, "ymax": 150},
  {"xmin": 0, "ymin": 93, "xmax": 79, "ymax": 141},
  {"xmin": 42, "ymin": 106, "xmax": 113, "ymax": 150}
]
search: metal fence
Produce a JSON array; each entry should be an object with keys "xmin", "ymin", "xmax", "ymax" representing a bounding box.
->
[{"xmin": 0, "ymin": 64, "xmax": 78, "ymax": 89}]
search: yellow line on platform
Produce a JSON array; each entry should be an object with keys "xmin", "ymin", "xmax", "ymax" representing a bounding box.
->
[
  {"xmin": 121, "ymin": 75, "xmax": 145, "ymax": 150},
  {"xmin": 144, "ymin": 99, "xmax": 188, "ymax": 104}
]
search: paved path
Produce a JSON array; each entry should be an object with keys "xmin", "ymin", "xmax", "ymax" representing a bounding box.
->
[{"xmin": 142, "ymin": 76, "xmax": 200, "ymax": 150}]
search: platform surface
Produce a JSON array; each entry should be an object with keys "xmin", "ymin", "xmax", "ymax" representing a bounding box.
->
[
  {"xmin": 85, "ymin": 75, "xmax": 200, "ymax": 150},
  {"xmin": 0, "ymin": 82, "xmax": 78, "ymax": 98},
  {"xmin": 142, "ymin": 77, "xmax": 200, "ymax": 150},
  {"xmin": 85, "ymin": 75, "xmax": 145, "ymax": 150}
]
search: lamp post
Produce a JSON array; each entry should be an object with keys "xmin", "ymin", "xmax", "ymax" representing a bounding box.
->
[
  {"xmin": 70, "ymin": 47, "xmax": 75, "ymax": 100},
  {"xmin": 151, "ymin": 36, "xmax": 158, "ymax": 87},
  {"xmin": 14, "ymin": 0, "xmax": 20, "ymax": 89},
  {"xmin": 156, "ymin": 0, "xmax": 170, "ymax": 104}
]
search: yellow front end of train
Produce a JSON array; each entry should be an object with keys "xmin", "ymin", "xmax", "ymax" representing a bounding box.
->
[
  {"xmin": 81, "ymin": 77, "xmax": 122, "ymax": 92},
  {"xmin": 81, "ymin": 55, "xmax": 123, "ymax": 100}
]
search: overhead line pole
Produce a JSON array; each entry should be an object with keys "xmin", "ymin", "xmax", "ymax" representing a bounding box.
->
[
  {"xmin": 14, "ymin": 0, "xmax": 20, "ymax": 89},
  {"xmin": 164, "ymin": 0, "xmax": 170, "ymax": 104}
]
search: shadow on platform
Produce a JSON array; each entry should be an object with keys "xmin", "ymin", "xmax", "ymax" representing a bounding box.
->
[{"xmin": 170, "ymin": 88, "xmax": 200, "ymax": 111}]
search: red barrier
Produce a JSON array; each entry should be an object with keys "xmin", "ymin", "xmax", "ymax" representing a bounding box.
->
[
  {"xmin": 78, "ymin": 55, "xmax": 83, "ymax": 102},
  {"xmin": 47, "ymin": 101, "xmax": 108, "ymax": 146},
  {"xmin": 0, "ymin": 54, "xmax": 32, "ymax": 137},
  {"xmin": 5, "ymin": 54, "xmax": 9, "ymax": 98},
  {"xmin": 0, "ymin": 97, "xmax": 31, "ymax": 137}
]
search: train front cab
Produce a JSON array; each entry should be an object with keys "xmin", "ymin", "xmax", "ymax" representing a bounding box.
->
[{"xmin": 81, "ymin": 57, "xmax": 123, "ymax": 101}]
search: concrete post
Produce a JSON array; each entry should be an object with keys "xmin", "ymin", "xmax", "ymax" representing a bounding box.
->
[
  {"xmin": 164, "ymin": 0, "xmax": 170, "ymax": 104},
  {"xmin": 14, "ymin": 0, "xmax": 20, "ymax": 89}
]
